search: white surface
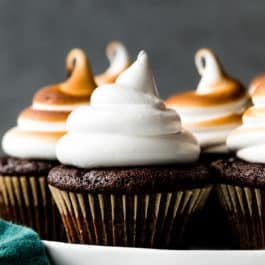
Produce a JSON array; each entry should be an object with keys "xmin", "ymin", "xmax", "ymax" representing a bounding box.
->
[{"xmin": 44, "ymin": 241, "xmax": 265, "ymax": 265}]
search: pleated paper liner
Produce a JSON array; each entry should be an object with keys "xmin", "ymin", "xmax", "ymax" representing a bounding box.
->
[
  {"xmin": 49, "ymin": 185, "xmax": 212, "ymax": 248},
  {"xmin": 0, "ymin": 189, "xmax": 8, "ymax": 218},
  {"xmin": 0, "ymin": 175, "xmax": 66, "ymax": 241},
  {"xmin": 218, "ymin": 184, "xmax": 265, "ymax": 249}
]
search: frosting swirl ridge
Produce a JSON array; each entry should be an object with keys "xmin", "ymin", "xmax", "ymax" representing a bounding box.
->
[
  {"xmin": 56, "ymin": 51, "xmax": 200, "ymax": 168},
  {"xmin": 2, "ymin": 49, "xmax": 96, "ymax": 160},
  {"xmin": 166, "ymin": 48, "xmax": 249, "ymax": 153},
  {"xmin": 227, "ymin": 82, "xmax": 265, "ymax": 163}
]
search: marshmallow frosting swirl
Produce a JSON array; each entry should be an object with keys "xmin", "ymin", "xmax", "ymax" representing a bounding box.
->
[
  {"xmin": 166, "ymin": 48, "xmax": 249, "ymax": 153},
  {"xmin": 95, "ymin": 41, "xmax": 130, "ymax": 86},
  {"xmin": 2, "ymin": 49, "xmax": 96, "ymax": 160},
  {"xmin": 57, "ymin": 51, "xmax": 200, "ymax": 168},
  {"xmin": 227, "ymin": 82, "xmax": 265, "ymax": 163}
]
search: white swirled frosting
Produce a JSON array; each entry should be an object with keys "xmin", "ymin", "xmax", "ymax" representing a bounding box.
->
[
  {"xmin": 56, "ymin": 51, "xmax": 200, "ymax": 168},
  {"xmin": 2, "ymin": 49, "xmax": 96, "ymax": 160},
  {"xmin": 166, "ymin": 48, "xmax": 249, "ymax": 153},
  {"xmin": 227, "ymin": 83, "xmax": 265, "ymax": 163}
]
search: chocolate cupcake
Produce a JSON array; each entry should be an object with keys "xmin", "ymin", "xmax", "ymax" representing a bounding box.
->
[
  {"xmin": 48, "ymin": 51, "xmax": 212, "ymax": 248},
  {"xmin": 212, "ymin": 83, "xmax": 265, "ymax": 249},
  {"xmin": 0, "ymin": 49, "xmax": 96, "ymax": 240},
  {"xmin": 166, "ymin": 49, "xmax": 250, "ymax": 247}
]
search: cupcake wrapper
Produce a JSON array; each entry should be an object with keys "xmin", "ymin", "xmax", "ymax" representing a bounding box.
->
[
  {"xmin": 0, "ymin": 190, "xmax": 7, "ymax": 218},
  {"xmin": 218, "ymin": 184, "xmax": 265, "ymax": 249},
  {"xmin": 49, "ymin": 185, "xmax": 212, "ymax": 248},
  {"xmin": 0, "ymin": 175, "xmax": 66, "ymax": 241}
]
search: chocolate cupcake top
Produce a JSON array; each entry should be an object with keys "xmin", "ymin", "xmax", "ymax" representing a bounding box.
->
[
  {"xmin": 95, "ymin": 41, "xmax": 130, "ymax": 86},
  {"xmin": 211, "ymin": 157, "xmax": 265, "ymax": 188},
  {"xmin": 0, "ymin": 156, "xmax": 58, "ymax": 176},
  {"xmin": 56, "ymin": 51, "xmax": 200, "ymax": 168},
  {"xmin": 48, "ymin": 163, "xmax": 212, "ymax": 194},
  {"xmin": 227, "ymin": 81, "xmax": 265, "ymax": 163},
  {"xmin": 166, "ymin": 48, "xmax": 249, "ymax": 154},
  {"xmin": 2, "ymin": 49, "xmax": 96, "ymax": 160}
]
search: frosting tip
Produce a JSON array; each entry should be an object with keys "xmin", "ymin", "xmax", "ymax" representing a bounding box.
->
[{"xmin": 137, "ymin": 50, "xmax": 148, "ymax": 63}]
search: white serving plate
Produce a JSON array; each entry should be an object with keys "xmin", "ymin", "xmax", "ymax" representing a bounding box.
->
[{"xmin": 44, "ymin": 241, "xmax": 265, "ymax": 265}]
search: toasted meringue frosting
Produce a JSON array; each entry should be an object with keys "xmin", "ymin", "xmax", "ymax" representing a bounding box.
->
[
  {"xmin": 2, "ymin": 49, "xmax": 96, "ymax": 160},
  {"xmin": 95, "ymin": 41, "xmax": 130, "ymax": 86},
  {"xmin": 57, "ymin": 51, "xmax": 200, "ymax": 168},
  {"xmin": 227, "ymin": 82, "xmax": 265, "ymax": 163},
  {"xmin": 166, "ymin": 48, "xmax": 249, "ymax": 153},
  {"xmin": 249, "ymin": 73, "xmax": 265, "ymax": 95}
]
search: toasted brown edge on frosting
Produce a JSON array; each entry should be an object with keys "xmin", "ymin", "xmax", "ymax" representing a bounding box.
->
[
  {"xmin": 19, "ymin": 107, "xmax": 70, "ymax": 122},
  {"xmin": 252, "ymin": 82, "xmax": 265, "ymax": 98},
  {"xmin": 166, "ymin": 82, "xmax": 246, "ymax": 107},
  {"xmin": 185, "ymin": 113, "xmax": 242, "ymax": 129},
  {"xmin": 8, "ymin": 129, "xmax": 65, "ymax": 141},
  {"xmin": 33, "ymin": 85, "xmax": 92, "ymax": 106},
  {"xmin": 249, "ymin": 73, "xmax": 265, "ymax": 95}
]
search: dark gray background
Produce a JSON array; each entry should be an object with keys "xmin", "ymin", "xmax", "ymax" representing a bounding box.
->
[{"xmin": 0, "ymin": 0, "xmax": 264, "ymax": 145}]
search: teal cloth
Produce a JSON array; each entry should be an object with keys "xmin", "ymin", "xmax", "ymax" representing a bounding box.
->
[{"xmin": 0, "ymin": 220, "xmax": 49, "ymax": 265}]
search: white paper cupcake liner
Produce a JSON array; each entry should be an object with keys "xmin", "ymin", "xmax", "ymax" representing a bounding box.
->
[
  {"xmin": 218, "ymin": 184, "xmax": 265, "ymax": 249},
  {"xmin": 49, "ymin": 185, "xmax": 212, "ymax": 248},
  {"xmin": 0, "ymin": 175, "xmax": 66, "ymax": 241}
]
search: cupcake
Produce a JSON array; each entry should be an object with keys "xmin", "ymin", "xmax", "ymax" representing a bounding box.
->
[
  {"xmin": 48, "ymin": 51, "xmax": 212, "ymax": 249},
  {"xmin": 166, "ymin": 48, "xmax": 250, "ymax": 248},
  {"xmin": 166, "ymin": 48, "xmax": 249, "ymax": 158},
  {"xmin": 212, "ymin": 82, "xmax": 265, "ymax": 249},
  {"xmin": 0, "ymin": 48, "xmax": 96, "ymax": 240},
  {"xmin": 95, "ymin": 41, "xmax": 130, "ymax": 86}
]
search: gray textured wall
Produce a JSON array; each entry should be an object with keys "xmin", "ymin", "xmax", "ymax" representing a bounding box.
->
[{"xmin": 0, "ymin": 0, "xmax": 265, "ymax": 145}]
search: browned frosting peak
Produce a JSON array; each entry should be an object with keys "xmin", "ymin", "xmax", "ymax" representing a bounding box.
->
[
  {"xmin": 166, "ymin": 48, "xmax": 246, "ymax": 107},
  {"xmin": 34, "ymin": 48, "xmax": 97, "ymax": 106}
]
